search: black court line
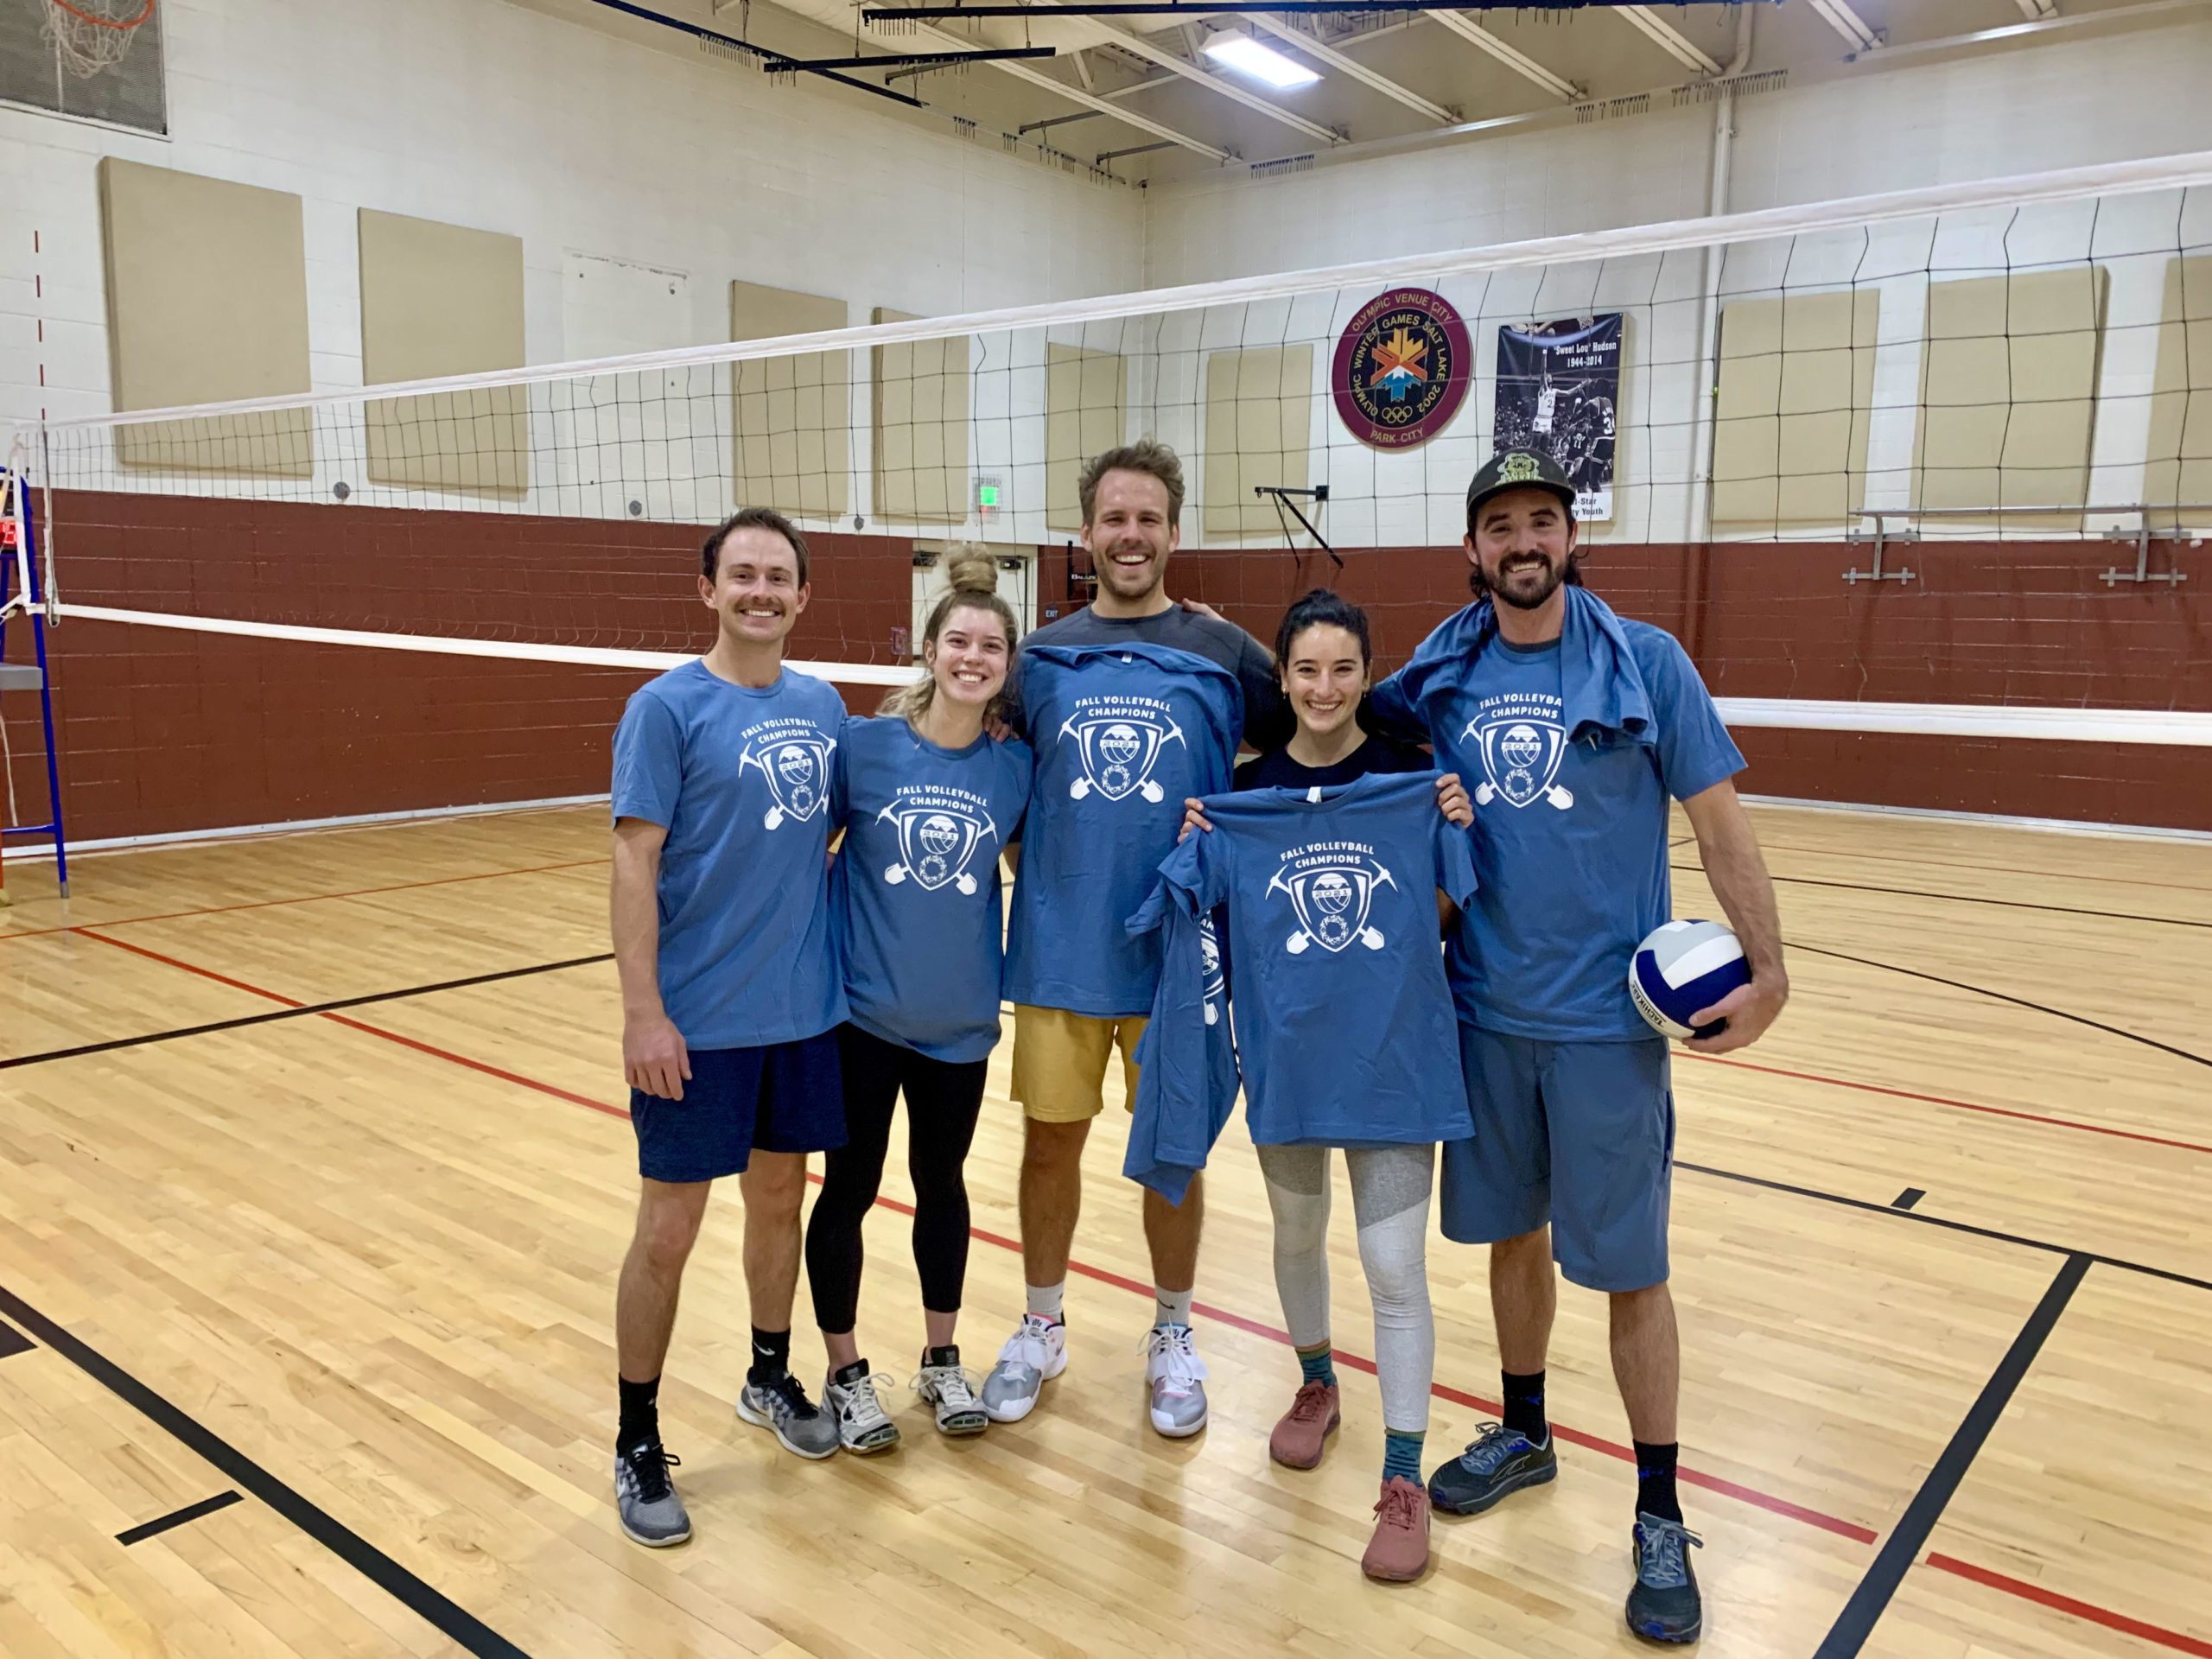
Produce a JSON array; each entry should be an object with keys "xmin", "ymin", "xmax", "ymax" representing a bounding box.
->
[
  {"xmin": 1677, "ymin": 1160, "xmax": 2212, "ymax": 1295},
  {"xmin": 1892, "ymin": 1187, "xmax": 1925, "ymax": 1211},
  {"xmin": 0, "ymin": 1282, "xmax": 532, "ymax": 1658},
  {"xmin": 116, "ymin": 1490, "xmax": 244, "ymax": 1546},
  {"xmin": 1669, "ymin": 863, "xmax": 2212, "ymax": 931},
  {"xmin": 0, "ymin": 952, "xmax": 614, "ymax": 1071},
  {"xmin": 0, "ymin": 1317, "xmax": 30, "ymax": 1359},
  {"xmin": 1813, "ymin": 1253, "xmax": 2092, "ymax": 1658},
  {"xmin": 1786, "ymin": 942, "xmax": 2212, "ymax": 1071}
]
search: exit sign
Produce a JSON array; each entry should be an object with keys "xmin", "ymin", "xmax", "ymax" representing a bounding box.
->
[{"xmin": 975, "ymin": 474, "xmax": 1003, "ymax": 518}]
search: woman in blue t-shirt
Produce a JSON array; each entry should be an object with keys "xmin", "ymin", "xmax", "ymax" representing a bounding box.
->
[
  {"xmin": 804, "ymin": 552, "xmax": 1033, "ymax": 1455},
  {"xmin": 1189, "ymin": 588, "xmax": 1471, "ymax": 1581}
]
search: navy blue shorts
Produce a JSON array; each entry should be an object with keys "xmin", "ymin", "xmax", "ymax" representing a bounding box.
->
[
  {"xmin": 1439, "ymin": 1026, "xmax": 1675, "ymax": 1293},
  {"xmin": 629, "ymin": 1032, "xmax": 846, "ymax": 1183}
]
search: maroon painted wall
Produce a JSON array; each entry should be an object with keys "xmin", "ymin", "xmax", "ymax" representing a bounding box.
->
[{"xmin": 3, "ymin": 490, "xmax": 2205, "ymax": 848}]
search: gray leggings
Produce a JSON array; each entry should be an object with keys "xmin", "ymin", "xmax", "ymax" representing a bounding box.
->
[{"xmin": 1256, "ymin": 1142, "xmax": 1436, "ymax": 1434}]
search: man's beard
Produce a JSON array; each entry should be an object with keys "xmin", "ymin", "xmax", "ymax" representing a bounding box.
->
[{"xmin": 1470, "ymin": 552, "xmax": 1573, "ymax": 609}]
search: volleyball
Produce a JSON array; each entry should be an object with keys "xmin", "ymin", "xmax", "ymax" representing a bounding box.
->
[{"xmin": 1629, "ymin": 919, "xmax": 1751, "ymax": 1040}]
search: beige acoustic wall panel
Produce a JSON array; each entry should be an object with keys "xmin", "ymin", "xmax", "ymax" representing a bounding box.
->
[
  {"xmin": 1203, "ymin": 344, "xmax": 1314, "ymax": 537},
  {"xmin": 1046, "ymin": 344, "xmax": 1127, "ymax": 531},
  {"xmin": 99, "ymin": 158, "xmax": 313, "ymax": 475},
  {"xmin": 1713, "ymin": 289, "xmax": 1878, "ymax": 531},
  {"xmin": 732, "ymin": 282, "xmax": 849, "ymax": 520},
  {"xmin": 1914, "ymin": 267, "xmax": 2107, "ymax": 524},
  {"xmin": 874, "ymin": 307, "xmax": 969, "ymax": 524},
  {"xmin": 2145, "ymin": 254, "xmax": 2212, "ymax": 528},
  {"xmin": 359, "ymin": 210, "xmax": 528, "ymax": 496}
]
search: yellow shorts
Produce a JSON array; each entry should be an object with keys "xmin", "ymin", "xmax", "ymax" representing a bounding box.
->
[{"xmin": 1010, "ymin": 1004, "xmax": 1148, "ymax": 1123}]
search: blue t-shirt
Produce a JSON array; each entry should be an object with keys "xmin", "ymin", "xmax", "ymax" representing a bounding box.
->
[
  {"xmin": 1372, "ymin": 604, "xmax": 1745, "ymax": 1040},
  {"xmin": 610, "ymin": 660, "xmax": 848, "ymax": 1050},
  {"xmin": 1166, "ymin": 771, "xmax": 1478, "ymax": 1147},
  {"xmin": 835, "ymin": 716, "xmax": 1033, "ymax": 1064},
  {"xmin": 1004, "ymin": 643, "xmax": 1244, "ymax": 1018}
]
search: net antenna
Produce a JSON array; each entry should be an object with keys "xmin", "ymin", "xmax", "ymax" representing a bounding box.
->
[
  {"xmin": 41, "ymin": 0, "xmax": 155, "ymax": 79},
  {"xmin": 1254, "ymin": 483, "xmax": 1339, "ymax": 573}
]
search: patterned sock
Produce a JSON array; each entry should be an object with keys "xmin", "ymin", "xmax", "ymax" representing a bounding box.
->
[
  {"xmin": 1295, "ymin": 1340, "xmax": 1336, "ymax": 1389},
  {"xmin": 1633, "ymin": 1440, "xmax": 1683, "ymax": 1523},
  {"xmin": 1154, "ymin": 1287, "xmax": 1194, "ymax": 1330},
  {"xmin": 1026, "ymin": 1281, "xmax": 1065, "ymax": 1325},
  {"xmin": 1383, "ymin": 1429, "xmax": 1426, "ymax": 1484},
  {"xmin": 616, "ymin": 1374, "xmax": 660, "ymax": 1452},
  {"xmin": 1502, "ymin": 1369, "xmax": 1548, "ymax": 1445},
  {"xmin": 747, "ymin": 1327, "xmax": 792, "ymax": 1387}
]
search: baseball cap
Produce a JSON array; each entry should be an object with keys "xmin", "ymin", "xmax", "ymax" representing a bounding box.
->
[{"xmin": 1466, "ymin": 448, "xmax": 1576, "ymax": 521}]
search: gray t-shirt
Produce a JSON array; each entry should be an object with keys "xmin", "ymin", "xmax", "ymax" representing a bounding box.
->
[{"xmin": 1013, "ymin": 603, "xmax": 1288, "ymax": 749}]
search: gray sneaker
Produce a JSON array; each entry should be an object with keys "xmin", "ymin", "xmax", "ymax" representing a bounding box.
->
[
  {"xmin": 1143, "ymin": 1323, "xmax": 1210, "ymax": 1438},
  {"xmin": 823, "ymin": 1362, "xmax": 902, "ymax": 1455},
  {"xmin": 736, "ymin": 1370, "xmax": 839, "ymax": 1459},
  {"xmin": 981, "ymin": 1314, "xmax": 1067, "ymax": 1423},
  {"xmin": 613, "ymin": 1442, "xmax": 690, "ymax": 1548},
  {"xmin": 912, "ymin": 1349, "xmax": 988, "ymax": 1436}
]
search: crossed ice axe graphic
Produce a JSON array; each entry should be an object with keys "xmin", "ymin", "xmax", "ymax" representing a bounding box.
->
[
  {"xmin": 1473, "ymin": 777, "xmax": 1575, "ymax": 811},
  {"xmin": 1270, "ymin": 866, "xmax": 1394, "ymax": 955}
]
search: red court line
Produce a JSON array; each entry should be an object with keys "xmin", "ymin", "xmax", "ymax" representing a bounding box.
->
[
  {"xmin": 1683, "ymin": 1052, "xmax": 2212, "ymax": 1157},
  {"xmin": 1925, "ymin": 1554, "xmax": 2212, "ymax": 1657},
  {"xmin": 66, "ymin": 928, "xmax": 1872, "ymax": 1546},
  {"xmin": 0, "ymin": 857, "xmax": 610, "ymax": 944}
]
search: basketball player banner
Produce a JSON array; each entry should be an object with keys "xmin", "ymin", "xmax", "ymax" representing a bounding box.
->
[{"xmin": 1492, "ymin": 314, "xmax": 1623, "ymax": 521}]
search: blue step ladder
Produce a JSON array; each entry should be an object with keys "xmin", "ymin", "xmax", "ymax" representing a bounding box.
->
[{"xmin": 1, "ymin": 465, "xmax": 68, "ymax": 900}]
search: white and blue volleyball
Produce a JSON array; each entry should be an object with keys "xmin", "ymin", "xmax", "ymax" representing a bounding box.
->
[{"xmin": 1629, "ymin": 919, "xmax": 1750, "ymax": 1040}]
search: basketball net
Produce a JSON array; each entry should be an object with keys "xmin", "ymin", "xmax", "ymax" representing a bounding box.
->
[{"xmin": 41, "ymin": 0, "xmax": 154, "ymax": 79}]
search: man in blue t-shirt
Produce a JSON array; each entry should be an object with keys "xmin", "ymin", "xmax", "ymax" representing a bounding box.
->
[
  {"xmin": 606, "ymin": 507, "xmax": 850, "ymax": 1549},
  {"xmin": 1370, "ymin": 449, "xmax": 1789, "ymax": 1646}
]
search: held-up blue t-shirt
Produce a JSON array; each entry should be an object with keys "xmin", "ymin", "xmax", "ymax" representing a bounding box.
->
[
  {"xmin": 610, "ymin": 660, "xmax": 848, "ymax": 1050},
  {"xmin": 834, "ymin": 716, "xmax": 1033, "ymax": 1064},
  {"xmin": 1370, "ymin": 603, "xmax": 1745, "ymax": 1040},
  {"xmin": 1004, "ymin": 643, "xmax": 1244, "ymax": 1017}
]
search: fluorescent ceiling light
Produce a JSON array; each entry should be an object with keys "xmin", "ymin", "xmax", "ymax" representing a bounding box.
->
[{"xmin": 1202, "ymin": 34, "xmax": 1319, "ymax": 89}]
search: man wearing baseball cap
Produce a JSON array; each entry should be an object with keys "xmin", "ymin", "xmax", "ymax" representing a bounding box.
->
[{"xmin": 1368, "ymin": 448, "xmax": 1789, "ymax": 1643}]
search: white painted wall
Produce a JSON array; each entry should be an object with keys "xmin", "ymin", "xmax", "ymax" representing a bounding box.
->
[{"xmin": 0, "ymin": 0, "xmax": 1145, "ymax": 435}]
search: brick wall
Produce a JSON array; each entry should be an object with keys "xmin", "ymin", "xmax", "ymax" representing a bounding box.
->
[{"xmin": 4, "ymin": 491, "xmax": 2205, "ymax": 848}]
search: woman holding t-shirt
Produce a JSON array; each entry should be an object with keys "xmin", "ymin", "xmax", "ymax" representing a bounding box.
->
[
  {"xmin": 804, "ymin": 552, "xmax": 1033, "ymax": 1454},
  {"xmin": 1182, "ymin": 588, "xmax": 1471, "ymax": 1581}
]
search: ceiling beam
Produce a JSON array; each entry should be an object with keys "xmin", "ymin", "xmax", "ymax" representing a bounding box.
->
[
  {"xmin": 1614, "ymin": 4, "xmax": 1723, "ymax": 75},
  {"xmin": 902, "ymin": 18, "xmax": 1232, "ymax": 157},
  {"xmin": 1248, "ymin": 15, "xmax": 1456, "ymax": 123},
  {"xmin": 1045, "ymin": 5, "xmax": 1344, "ymax": 143},
  {"xmin": 1805, "ymin": 0, "xmax": 1883, "ymax": 52},
  {"xmin": 1426, "ymin": 10, "xmax": 1580, "ymax": 99},
  {"xmin": 2016, "ymin": 0, "xmax": 2059, "ymax": 16}
]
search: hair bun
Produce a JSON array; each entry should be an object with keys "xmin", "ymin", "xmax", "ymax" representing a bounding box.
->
[{"xmin": 946, "ymin": 550, "xmax": 999, "ymax": 595}]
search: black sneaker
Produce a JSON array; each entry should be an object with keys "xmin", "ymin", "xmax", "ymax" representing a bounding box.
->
[
  {"xmin": 613, "ymin": 1441, "xmax": 690, "ymax": 1548},
  {"xmin": 1626, "ymin": 1512, "xmax": 1704, "ymax": 1644},
  {"xmin": 1427, "ymin": 1421, "xmax": 1558, "ymax": 1516}
]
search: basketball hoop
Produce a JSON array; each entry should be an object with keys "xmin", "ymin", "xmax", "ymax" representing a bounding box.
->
[{"xmin": 41, "ymin": 0, "xmax": 155, "ymax": 79}]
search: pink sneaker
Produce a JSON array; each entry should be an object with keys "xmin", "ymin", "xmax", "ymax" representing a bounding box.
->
[
  {"xmin": 1362, "ymin": 1477, "xmax": 1432, "ymax": 1583},
  {"xmin": 1269, "ymin": 1379, "xmax": 1340, "ymax": 1469}
]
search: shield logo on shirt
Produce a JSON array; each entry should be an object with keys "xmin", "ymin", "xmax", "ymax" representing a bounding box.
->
[
  {"xmin": 878, "ymin": 804, "xmax": 995, "ymax": 895},
  {"xmin": 1198, "ymin": 911, "xmax": 1226, "ymax": 1026},
  {"xmin": 1059, "ymin": 713, "xmax": 1185, "ymax": 804},
  {"xmin": 1268, "ymin": 859, "xmax": 1397, "ymax": 956},
  {"xmin": 743, "ymin": 735, "xmax": 836, "ymax": 830},
  {"xmin": 1466, "ymin": 716, "xmax": 1573, "ymax": 811}
]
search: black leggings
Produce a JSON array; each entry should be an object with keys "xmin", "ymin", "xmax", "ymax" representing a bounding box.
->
[{"xmin": 805, "ymin": 1022, "xmax": 988, "ymax": 1334}]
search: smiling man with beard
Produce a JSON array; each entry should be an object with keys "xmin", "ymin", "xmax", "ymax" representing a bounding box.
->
[
  {"xmin": 1369, "ymin": 448, "xmax": 1789, "ymax": 1644},
  {"xmin": 980, "ymin": 441, "xmax": 1287, "ymax": 1440}
]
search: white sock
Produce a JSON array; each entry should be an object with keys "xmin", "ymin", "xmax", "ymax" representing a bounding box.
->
[
  {"xmin": 1154, "ymin": 1287, "xmax": 1194, "ymax": 1330},
  {"xmin": 1026, "ymin": 1281, "xmax": 1065, "ymax": 1324}
]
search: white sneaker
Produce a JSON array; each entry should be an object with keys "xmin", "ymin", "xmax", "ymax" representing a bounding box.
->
[
  {"xmin": 980, "ymin": 1314, "xmax": 1067, "ymax": 1423},
  {"xmin": 823, "ymin": 1363, "xmax": 901, "ymax": 1455},
  {"xmin": 1143, "ymin": 1324, "xmax": 1209, "ymax": 1438},
  {"xmin": 912, "ymin": 1348, "xmax": 988, "ymax": 1436}
]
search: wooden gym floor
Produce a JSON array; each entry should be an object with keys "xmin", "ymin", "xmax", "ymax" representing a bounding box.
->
[{"xmin": 0, "ymin": 799, "xmax": 2207, "ymax": 1657}]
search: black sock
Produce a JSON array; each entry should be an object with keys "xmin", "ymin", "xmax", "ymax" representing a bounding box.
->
[
  {"xmin": 616, "ymin": 1374, "xmax": 660, "ymax": 1452},
  {"xmin": 1502, "ymin": 1370, "xmax": 1548, "ymax": 1444},
  {"xmin": 1633, "ymin": 1440, "xmax": 1682, "ymax": 1523},
  {"xmin": 830, "ymin": 1358, "xmax": 869, "ymax": 1388},
  {"xmin": 748, "ymin": 1327, "xmax": 792, "ymax": 1387},
  {"xmin": 923, "ymin": 1344, "xmax": 959, "ymax": 1370}
]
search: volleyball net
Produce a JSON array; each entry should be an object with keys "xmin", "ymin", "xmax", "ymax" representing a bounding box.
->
[{"xmin": 4, "ymin": 149, "xmax": 2210, "ymax": 851}]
